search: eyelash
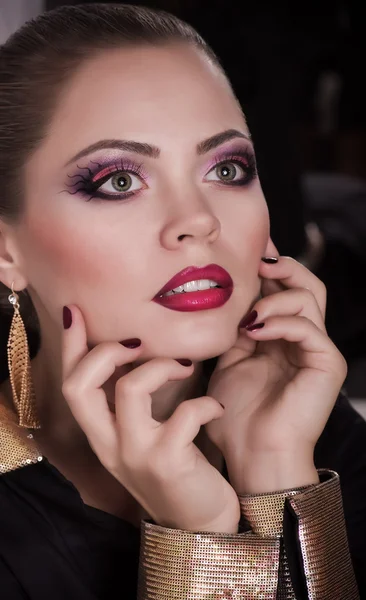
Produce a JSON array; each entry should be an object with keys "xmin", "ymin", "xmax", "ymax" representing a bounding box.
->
[{"xmin": 66, "ymin": 149, "xmax": 257, "ymax": 202}]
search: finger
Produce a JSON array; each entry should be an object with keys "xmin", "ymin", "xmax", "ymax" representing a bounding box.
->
[
  {"xmin": 164, "ymin": 396, "xmax": 224, "ymax": 447},
  {"xmin": 214, "ymin": 332, "xmax": 256, "ymax": 371},
  {"xmin": 246, "ymin": 288, "xmax": 326, "ymax": 332},
  {"xmin": 61, "ymin": 304, "xmax": 89, "ymax": 381},
  {"xmin": 246, "ymin": 315, "xmax": 347, "ymax": 378},
  {"xmin": 61, "ymin": 304, "xmax": 143, "ymax": 455},
  {"xmin": 259, "ymin": 257, "xmax": 327, "ymax": 318},
  {"xmin": 115, "ymin": 358, "xmax": 194, "ymax": 426},
  {"xmin": 62, "ymin": 305, "xmax": 143, "ymax": 394}
]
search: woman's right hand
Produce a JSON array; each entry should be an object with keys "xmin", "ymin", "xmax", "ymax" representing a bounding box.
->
[{"xmin": 61, "ymin": 305, "xmax": 240, "ymax": 533}]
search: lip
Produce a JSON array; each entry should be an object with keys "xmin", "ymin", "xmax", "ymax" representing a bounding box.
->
[{"xmin": 153, "ymin": 264, "xmax": 234, "ymax": 312}]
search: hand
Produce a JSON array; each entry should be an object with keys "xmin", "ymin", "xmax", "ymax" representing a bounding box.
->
[
  {"xmin": 61, "ymin": 305, "xmax": 240, "ymax": 533},
  {"xmin": 205, "ymin": 256, "xmax": 347, "ymax": 494}
]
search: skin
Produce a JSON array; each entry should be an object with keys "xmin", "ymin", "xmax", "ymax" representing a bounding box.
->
[
  {"xmin": 0, "ymin": 43, "xmax": 269, "ymax": 525},
  {"xmin": 0, "ymin": 43, "xmax": 346, "ymax": 531}
]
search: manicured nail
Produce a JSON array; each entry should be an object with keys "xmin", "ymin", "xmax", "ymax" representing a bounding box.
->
[
  {"xmin": 63, "ymin": 306, "xmax": 72, "ymax": 329},
  {"xmin": 239, "ymin": 310, "xmax": 258, "ymax": 329},
  {"xmin": 261, "ymin": 257, "xmax": 278, "ymax": 264},
  {"xmin": 119, "ymin": 338, "xmax": 141, "ymax": 348},
  {"xmin": 246, "ymin": 322, "xmax": 265, "ymax": 332},
  {"xmin": 175, "ymin": 358, "xmax": 193, "ymax": 366}
]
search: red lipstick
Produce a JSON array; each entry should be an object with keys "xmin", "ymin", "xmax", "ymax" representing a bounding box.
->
[{"xmin": 153, "ymin": 264, "xmax": 233, "ymax": 312}]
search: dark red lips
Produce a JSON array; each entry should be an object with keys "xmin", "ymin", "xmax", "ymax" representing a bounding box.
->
[{"xmin": 153, "ymin": 264, "xmax": 234, "ymax": 312}]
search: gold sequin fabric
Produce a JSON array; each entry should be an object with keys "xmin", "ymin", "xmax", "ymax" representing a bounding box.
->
[
  {"xmin": 238, "ymin": 484, "xmax": 312, "ymax": 538},
  {"xmin": 0, "ymin": 401, "xmax": 42, "ymax": 473},
  {"xmin": 0, "ymin": 396, "xmax": 359, "ymax": 599},
  {"xmin": 239, "ymin": 482, "xmax": 314, "ymax": 599},
  {"xmin": 289, "ymin": 471, "xmax": 359, "ymax": 599},
  {"xmin": 138, "ymin": 523, "xmax": 280, "ymax": 599},
  {"xmin": 238, "ymin": 471, "xmax": 359, "ymax": 600}
]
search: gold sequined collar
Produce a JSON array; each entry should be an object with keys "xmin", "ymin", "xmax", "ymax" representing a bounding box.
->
[{"xmin": 0, "ymin": 398, "xmax": 43, "ymax": 474}]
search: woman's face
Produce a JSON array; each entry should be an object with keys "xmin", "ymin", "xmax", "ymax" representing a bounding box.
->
[{"xmin": 13, "ymin": 43, "xmax": 270, "ymax": 361}]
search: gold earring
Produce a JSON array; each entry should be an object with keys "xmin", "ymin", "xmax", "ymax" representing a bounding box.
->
[{"xmin": 7, "ymin": 282, "xmax": 40, "ymax": 429}]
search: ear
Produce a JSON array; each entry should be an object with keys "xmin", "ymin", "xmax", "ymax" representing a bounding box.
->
[
  {"xmin": 0, "ymin": 223, "xmax": 28, "ymax": 291},
  {"xmin": 263, "ymin": 236, "xmax": 279, "ymax": 258}
]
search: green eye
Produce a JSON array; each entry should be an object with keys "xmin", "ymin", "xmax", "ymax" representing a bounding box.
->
[
  {"xmin": 216, "ymin": 163, "xmax": 238, "ymax": 182},
  {"xmin": 111, "ymin": 173, "xmax": 132, "ymax": 192}
]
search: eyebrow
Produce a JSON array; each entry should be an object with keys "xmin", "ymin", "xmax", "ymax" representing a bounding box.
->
[{"xmin": 64, "ymin": 128, "xmax": 251, "ymax": 167}]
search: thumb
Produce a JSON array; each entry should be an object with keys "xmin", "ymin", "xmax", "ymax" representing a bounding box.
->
[{"xmin": 165, "ymin": 396, "xmax": 224, "ymax": 446}]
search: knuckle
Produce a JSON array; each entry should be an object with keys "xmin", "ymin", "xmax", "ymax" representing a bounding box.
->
[
  {"xmin": 115, "ymin": 375, "xmax": 135, "ymax": 396},
  {"xmin": 61, "ymin": 377, "xmax": 79, "ymax": 399},
  {"xmin": 301, "ymin": 287, "xmax": 315, "ymax": 302},
  {"xmin": 119, "ymin": 449, "xmax": 139, "ymax": 472},
  {"xmin": 175, "ymin": 399, "xmax": 195, "ymax": 420},
  {"xmin": 296, "ymin": 314, "xmax": 314, "ymax": 329},
  {"xmin": 336, "ymin": 353, "xmax": 348, "ymax": 378},
  {"xmin": 98, "ymin": 340, "xmax": 121, "ymax": 357}
]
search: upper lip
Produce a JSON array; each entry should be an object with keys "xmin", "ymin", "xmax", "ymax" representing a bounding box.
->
[{"xmin": 154, "ymin": 264, "xmax": 234, "ymax": 298}]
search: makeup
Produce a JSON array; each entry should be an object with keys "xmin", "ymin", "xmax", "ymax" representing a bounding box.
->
[
  {"xmin": 153, "ymin": 264, "xmax": 233, "ymax": 312},
  {"xmin": 204, "ymin": 145, "xmax": 257, "ymax": 188},
  {"xmin": 65, "ymin": 157, "xmax": 148, "ymax": 202},
  {"xmin": 64, "ymin": 143, "xmax": 257, "ymax": 203}
]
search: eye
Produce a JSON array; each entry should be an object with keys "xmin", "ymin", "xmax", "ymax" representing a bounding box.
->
[
  {"xmin": 207, "ymin": 161, "xmax": 245, "ymax": 183},
  {"xmin": 204, "ymin": 156, "xmax": 256, "ymax": 186},
  {"xmin": 96, "ymin": 171, "xmax": 143, "ymax": 195}
]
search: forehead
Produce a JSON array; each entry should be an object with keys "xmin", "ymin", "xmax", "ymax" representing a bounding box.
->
[{"xmin": 44, "ymin": 43, "xmax": 247, "ymax": 157}]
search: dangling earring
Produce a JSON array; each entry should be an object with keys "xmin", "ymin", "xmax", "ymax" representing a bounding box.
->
[{"xmin": 7, "ymin": 281, "xmax": 41, "ymax": 429}]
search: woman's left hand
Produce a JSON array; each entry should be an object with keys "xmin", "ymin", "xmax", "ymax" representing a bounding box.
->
[{"xmin": 205, "ymin": 256, "xmax": 347, "ymax": 494}]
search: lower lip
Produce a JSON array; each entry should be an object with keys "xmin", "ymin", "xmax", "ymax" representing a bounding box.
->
[{"xmin": 153, "ymin": 286, "xmax": 233, "ymax": 312}]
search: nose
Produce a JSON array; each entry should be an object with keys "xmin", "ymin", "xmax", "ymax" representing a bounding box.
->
[{"xmin": 159, "ymin": 194, "xmax": 221, "ymax": 250}]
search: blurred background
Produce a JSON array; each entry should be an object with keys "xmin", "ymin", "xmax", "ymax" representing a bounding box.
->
[{"xmin": 1, "ymin": 0, "xmax": 366, "ymax": 415}]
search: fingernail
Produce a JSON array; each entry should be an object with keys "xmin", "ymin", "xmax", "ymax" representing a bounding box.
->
[
  {"xmin": 239, "ymin": 310, "xmax": 258, "ymax": 329},
  {"xmin": 63, "ymin": 306, "xmax": 72, "ymax": 329},
  {"xmin": 119, "ymin": 338, "xmax": 141, "ymax": 348},
  {"xmin": 261, "ymin": 256, "xmax": 278, "ymax": 264},
  {"xmin": 175, "ymin": 358, "xmax": 193, "ymax": 366},
  {"xmin": 246, "ymin": 322, "xmax": 265, "ymax": 331}
]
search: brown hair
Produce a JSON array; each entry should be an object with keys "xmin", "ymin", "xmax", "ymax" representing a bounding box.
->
[{"xmin": 0, "ymin": 3, "xmax": 221, "ymax": 382}]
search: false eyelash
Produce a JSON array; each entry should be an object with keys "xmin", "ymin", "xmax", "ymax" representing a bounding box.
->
[
  {"xmin": 65, "ymin": 158, "xmax": 146, "ymax": 201},
  {"xmin": 210, "ymin": 147, "xmax": 257, "ymax": 181},
  {"xmin": 63, "ymin": 145, "xmax": 258, "ymax": 203}
]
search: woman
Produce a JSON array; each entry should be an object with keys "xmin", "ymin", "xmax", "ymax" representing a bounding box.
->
[{"xmin": 0, "ymin": 4, "xmax": 362, "ymax": 598}]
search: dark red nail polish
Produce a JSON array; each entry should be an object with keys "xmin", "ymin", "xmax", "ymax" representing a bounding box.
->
[
  {"xmin": 119, "ymin": 338, "xmax": 141, "ymax": 348},
  {"xmin": 63, "ymin": 306, "xmax": 72, "ymax": 329},
  {"xmin": 246, "ymin": 322, "xmax": 265, "ymax": 332},
  {"xmin": 175, "ymin": 358, "xmax": 193, "ymax": 366},
  {"xmin": 261, "ymin": 257, "xmax": 278, "ymax": 264},
  {"xmin": 239, "ymin": 310, "xmax": 258, "ymax": 329}
]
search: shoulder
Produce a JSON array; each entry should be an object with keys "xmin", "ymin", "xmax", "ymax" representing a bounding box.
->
[{"xmin": 0, "ymin": 391, "xmax": 42, "ymax": 475}]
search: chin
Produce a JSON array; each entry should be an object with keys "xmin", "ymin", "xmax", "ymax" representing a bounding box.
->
[{"xmin": 146, "ymin": 326, "xmax": 239, "ymax": 362}]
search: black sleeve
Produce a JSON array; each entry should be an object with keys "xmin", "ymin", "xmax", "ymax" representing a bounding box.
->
[
  {"xmin": 315, "ymin": 391, "xmax": 366, "ymax": 596},
  {"xmin": 0, "ymin": 557, "xmax": 28, "ymax": 599}
]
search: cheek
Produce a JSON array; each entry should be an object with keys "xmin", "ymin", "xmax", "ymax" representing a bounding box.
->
[
  {"xmin": 25, "ymin": 221, "xmax": 103, "ymax": 283},
  {"xmin": 224, "ymin": 193, "xmax": 270, "ymax": 259},
  {"xmin": 20, "ymin": 206, "xmax": 123, "ymax": 299}
]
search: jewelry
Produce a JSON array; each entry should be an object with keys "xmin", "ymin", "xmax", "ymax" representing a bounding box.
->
[{"xmin": 6, "ymin": 282, "xmax": 40, "ymax": 428}]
